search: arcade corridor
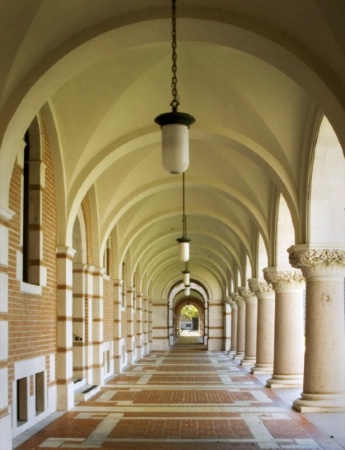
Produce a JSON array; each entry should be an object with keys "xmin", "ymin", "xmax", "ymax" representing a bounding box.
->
[{"xmin": 13, "ymin": 336, "xmax": 345, "ymax": 450}]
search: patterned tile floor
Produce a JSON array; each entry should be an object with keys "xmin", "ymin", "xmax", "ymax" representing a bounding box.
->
[{"xmin": 14, "ymin": 336, "xmax": 345, "ymax": 449}]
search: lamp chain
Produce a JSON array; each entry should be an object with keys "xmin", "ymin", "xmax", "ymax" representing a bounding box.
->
[
  {"xmin": 170, "ymin": 0, "xmax": 179, "ymax": 112},
  {"xmin": 182, "ymin": 171, "xmax": 186, "ymax": 237}
]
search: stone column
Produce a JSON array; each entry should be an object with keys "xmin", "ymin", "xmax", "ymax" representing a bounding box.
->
[
  {"xmin": 264, "ymin": 267, "xmax": 305, "ymax": 388},
  {"xmin": 248, "ymin": 278, "xmax": 275, "ymax": 374},
  {"xmin": 238, "ymin": 286, "xmax": 257, "ymax": 366},
  {"xmin": 72, "ymin": 263, "xmax": 87, "ymax": 380},
  {"xmin": 232, "ymin": 292, "xmax": 245, "ymax": 360},
  {"xmin": 224, "ymin": 299, "xmax": 232, "ymax": 352},
  {"xmin": 0, "ymin": 205, "xmax": 15, "ymax": 450},
  {"xmin": 288, "ymin": 245, "xmax": 345, "ymax": 412},
  {"xmin": 228, "ymin": 296, "xmax": 238, "ymax": 354},
  {"xmin": 56, "ymin": 246, "xmax": 76, "ymax": 410}
]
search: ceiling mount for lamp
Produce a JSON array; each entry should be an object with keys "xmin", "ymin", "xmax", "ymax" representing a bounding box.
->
[
  {"xmin": 154, "ymin": 0, "xmax": 195, "ymax": 174},
  {"xmin": 177, "ymin": 172, "xmax": 190, "ymax": 261}
]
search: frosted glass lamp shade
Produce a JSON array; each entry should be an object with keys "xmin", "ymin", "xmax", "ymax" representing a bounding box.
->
[
  {"xmin": 182, "ymin": 270, "xmax": 190, "ymax": 286},
  {"xmin": 177, "ymin": 237, "xmax": 190, "ymax": 262},
  {"xmin": 155, "ymin": 111, "xmax": 195, "ymax": 174}
]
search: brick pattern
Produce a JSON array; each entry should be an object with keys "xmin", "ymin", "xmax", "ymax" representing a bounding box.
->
[
  {"xmin": 8, "ymin": 122, "xmax": 57, "ymax": 402},
  {"xmin": 14, "ymin": 338, "xmax": 341, "ymax": 450}
]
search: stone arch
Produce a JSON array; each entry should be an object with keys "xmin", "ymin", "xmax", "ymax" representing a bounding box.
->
[{"xmin": 309, "ymin": 116, "xmax": 345, "ymax": 245}]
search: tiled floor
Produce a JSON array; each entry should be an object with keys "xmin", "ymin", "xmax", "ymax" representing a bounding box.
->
[{"xmin": 14, "ymin": 336, "xmax": 345, "ymax": 449}]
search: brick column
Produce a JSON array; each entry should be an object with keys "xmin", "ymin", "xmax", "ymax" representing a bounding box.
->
[
  {"xmin": 208, "ymin": 300, "xmax": 223, "ymax": 351},
  {"xmin": 135, "ymin": 292, "xmax": 143, "ymax": 359},
  {"xmin": 113, "ymin": 279, "xmax": 123, "ymax": 373},
  {"xmin": 91, "ymin": 266, "xmax": 104, "ymax": 386},
  {"xmin": 248, "ymin": 278, "xmax": 275, "ymax": 374},
  {"xmin": 264, "ymin": 268, "xmax": 305, "ymax": 388},
  {"xmin": 126, "ymin": 287, "xmax": 135, "ymax": 364},
  {"xmin": 232, "ymin": 292, "xmax": 245, "ymax": 360},
  {"xmin": 0, "ymin": 205, "xmax": 15, "ymax": 450},
  {"xmin": 289, "ymin": 245, "xmax": 345, "ymax": 412},
  {"xmin": 152, "ymin": 299, "xmax": 169, "ymax": 351},
  {"xmin": 228, "ymin": 295, "xmax": 238, "ymax": 354},
  {"xmin": 142, "ymin": 296, "xmax": 149, "ymax": 354},
  {"xmin": 56, "ymin": 246, "xmax": 76, "ymax": 410},
  {"xmin": 72, "ymin": 263, "xmax": 87, "ymax": 380},
  {"xmin": 238, "ymin": 286, "xmax": 257, "ymax": 366}
]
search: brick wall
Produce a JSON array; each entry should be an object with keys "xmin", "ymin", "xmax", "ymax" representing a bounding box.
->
[{"xmin": 8, "ymin": 123, "xmax": 57, "ymax": 402}]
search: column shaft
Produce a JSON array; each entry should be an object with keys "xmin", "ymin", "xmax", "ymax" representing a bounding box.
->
[
  {"xmin": 249, "ymin": 279, "xmax": 275, "ymax": 374},
  {"xmin": 289, "ymin": 245, "xmax": 345, "ymax": 412},
  {"xmin": 264, "ymin": 268, "xmax": 305, "ymax": 388},
  {"xmin": 239, "ymin": 287, "xmax": 257, "ymax": 366}
]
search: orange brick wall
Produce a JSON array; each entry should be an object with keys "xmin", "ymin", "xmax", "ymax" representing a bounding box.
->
[{"xmin": 8, "ymin": 124, "xmax": 57, "ymax": 400}]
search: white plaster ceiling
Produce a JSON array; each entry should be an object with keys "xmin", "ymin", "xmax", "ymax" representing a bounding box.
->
[{"xmin": 1, "ymin": 0, "xmax": 345, "ymax": 299}]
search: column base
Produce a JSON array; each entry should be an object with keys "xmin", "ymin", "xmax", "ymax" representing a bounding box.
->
[
  {"xmin": 240, "ymin": 356, "xmax": 256, "ymax": 366},
  {"xmin": 266, "ymin": 374, "xmax": 303, "ymax": 389},
  {"xmin": 293, "ymin": 393, "xmax": 345, "ymax": 412},
  {"xmin": 233, "ymin": 351, "xmax": 244, "ymax": 360},
  {"xmin": 250, "ymin": 363, "xmax": 273, "ymax": 374}
]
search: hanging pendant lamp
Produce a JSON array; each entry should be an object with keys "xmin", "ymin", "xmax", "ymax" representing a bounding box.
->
[
  {"xmin": 177, "ymin": 172, "xmax": 190, "ymax": 261},
  {"xmin": 154, "ymin": 0, "xmax": 195, "ymax": 174},
  {"xmin": 182, "ymin": 261, "xmax": 190, "ymax": 285}
]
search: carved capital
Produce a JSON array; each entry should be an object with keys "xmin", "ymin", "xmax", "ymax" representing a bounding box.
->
[
  {"xmin": 231, "ymin": 291, "xmax": 245, "ymax": 306},
  {"xmin": 248, "ymin": 278, "xmax": 274, "ymax": 300},
  {"xmin": 263, "ymin": 267, "xmax": 305, "ymax": 293},
  {"xmin": 237, "ymin": 286, "xmax": 256, "ymax": 304},
  {"xmin": 288, "ymin": 245, "xmax": 345, "ymax": 278}
]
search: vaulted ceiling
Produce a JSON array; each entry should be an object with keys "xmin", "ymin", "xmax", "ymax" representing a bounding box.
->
[{"xmin": 1, "ymin": 0, "xmax": 345, "ymax": 298}]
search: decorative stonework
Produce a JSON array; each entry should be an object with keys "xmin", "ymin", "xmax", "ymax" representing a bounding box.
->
[
  {"xmin": 230, "ymin": 292, "xmax": 241, "ymax": 303},
  {"xmin": 0, "ymin": 204, "xmax": 15, "ymax": 222},
  {"xmin": 263, "ymin": 267, "xmax": 305, "ymax": 293},
  {"xmin": 237, "ymin": 286, "xmax": 253, "ymax": 298},
  {"xmin": 288, "ymin": 245, "xmax": 345, "ymax": 278},
  {"xmin": 248, "ymin": 278, "xmax": 273, "ymax": 294}
]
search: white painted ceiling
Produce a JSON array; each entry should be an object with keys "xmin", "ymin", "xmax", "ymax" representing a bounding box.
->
[{"xmin": 1, "ymin": 0, "xmax": 345, "ymax": 299}]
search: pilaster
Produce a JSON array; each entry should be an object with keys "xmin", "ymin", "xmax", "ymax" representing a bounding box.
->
[
  {"xmin": 264, "ymin": 267, "xmax": 305, "ymax": 388},
  {"xmin": 288, "ymin": 245, "xmax": 345, "ymax": 412},
  {"xmin": 56, "ymin": 246, "xmax": 76, "ymax": 410},
  {"xmin": 113, "ymin": 279, "xmax": 123, "ymax": 372},
  {"xmin": 0, "ymin": 204, "xmax": 15, "ymax": 450}
]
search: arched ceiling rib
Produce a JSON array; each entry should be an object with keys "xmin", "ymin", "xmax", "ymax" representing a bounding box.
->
[{"xmin": 1, "ymin": 0, "xmax": 344, "ymax": 297}]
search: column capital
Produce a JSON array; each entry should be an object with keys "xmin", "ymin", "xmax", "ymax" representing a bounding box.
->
[
  {"xmin": 263, "ymin": 267, "xmax": 305, "ymax": 293},
  {"xmin": 0, "ymin": 204, "xmax": 15, "ymax": 222},
  {"xmin": 232, "ymin": 291, "xmax": 245, "ymax": 306},
  {"xmin": 56, "ymin": 246, "xmax": 77, "ymax": 259},
  {"xmin": 288, "ymin": 244, "xmax": 345, "ymax": 278},
  {"xmin": 227, "ymin": 295, "xmax": 238, "ymax": 309},
  {"xmin": 237, "ymin": 286, "xmax": 256, "ymax": 303},
  {"xmin": 248, "ymin": 278, "xmax": 273, "ymax": 297}
]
